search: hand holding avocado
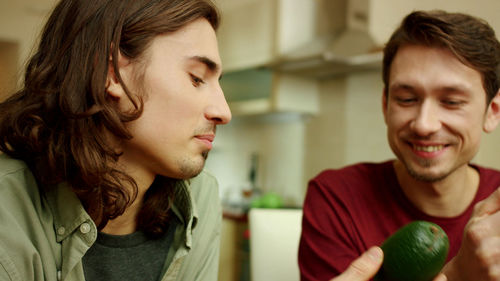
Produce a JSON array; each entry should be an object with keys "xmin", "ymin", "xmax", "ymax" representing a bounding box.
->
[
  {"xmin": 330, "ymin": 221, "xmax": 449, "ymax": 281},
  {"xmin": 441, "ymin": 188, "xmax": 500, "ymax": 281}
]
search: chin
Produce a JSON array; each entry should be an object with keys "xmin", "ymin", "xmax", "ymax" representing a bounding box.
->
[
  {"xmin": 175, "ymin": 155, "xmax": 207, "ymax": 179},
  {"xmin": 406, "ymin": 164, "xmax": 450, "ymax": 183}
]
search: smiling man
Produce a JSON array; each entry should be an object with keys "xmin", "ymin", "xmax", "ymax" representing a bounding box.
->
[
  {"xmin": 0, "ymin": 0, "xmax": 230, "ymax": 281},
  {"xmin": 299, "ymin": 10, "xmax": 500, "ymax": 281}
]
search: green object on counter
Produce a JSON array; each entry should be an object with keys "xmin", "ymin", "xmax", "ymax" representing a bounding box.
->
[{"xmin": 250, "ymin": 192, "xmax": 283, "ymax": 209}]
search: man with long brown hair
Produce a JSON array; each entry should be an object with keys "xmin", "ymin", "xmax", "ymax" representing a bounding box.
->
[
  {"xmin": 299, "ymin": 10, "xmax": 500, "ymax": 281},
  {"xmin": 0, "ymin": 0, "xmax": 231, "ymax": 280}
]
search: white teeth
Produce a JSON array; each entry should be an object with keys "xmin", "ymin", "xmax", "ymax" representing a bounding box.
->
[{"xmin": 413, "ymin": 145, "xmax": 444, "ymax": 152}]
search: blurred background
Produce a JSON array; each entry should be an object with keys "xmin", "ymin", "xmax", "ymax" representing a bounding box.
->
[{"xmin": 1, "ymin": 0, "xmax": 500, "ymax": 280}]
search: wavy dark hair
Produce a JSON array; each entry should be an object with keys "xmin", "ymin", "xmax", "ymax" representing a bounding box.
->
[
  {"xmin": 383, "ymin": 10, "xmax": 500, "ymax": 104},
  {"xmin": 0, "ymin": 0, "xmax": 219, "ymax": 237}
]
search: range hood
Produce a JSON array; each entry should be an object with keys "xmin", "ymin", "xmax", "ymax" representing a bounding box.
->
[
  {"xmin": 218, "ymin": 0, "xmax": 491, "ymax": 78},
  {"xmin": 269, "ymin": 0, "xmax": 384, "ymax": 79}
]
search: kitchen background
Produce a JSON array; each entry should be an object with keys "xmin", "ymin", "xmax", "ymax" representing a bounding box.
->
[
  {"xmin": 209, "ymin": 0, "xmax": 500, "ymax": 210},
  {"xmin": 1, "ymin": 0, "xmax": 500, "ymax": 280}
]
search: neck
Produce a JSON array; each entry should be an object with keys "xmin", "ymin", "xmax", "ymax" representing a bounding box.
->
[
  {"xmin": 101, "ymin": 192, "xmax": 145, "ymax": 235},
  {"xmin": 393, "ymin": 160, "xmax": 479, "ymax": 218},
  {"xmin": 101, "ymin": 162, "xmax": 156, "ymax": 235}
]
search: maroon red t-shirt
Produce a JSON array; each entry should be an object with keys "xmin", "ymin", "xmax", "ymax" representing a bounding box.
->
[{"xmin": 298, "ymin": 160, "xmax": 500, "ymax": 281}]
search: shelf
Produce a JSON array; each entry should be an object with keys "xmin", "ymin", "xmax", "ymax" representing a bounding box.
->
[{"xmin": 220, "ymin": 68, "xmax": 319, "ymax": 116}]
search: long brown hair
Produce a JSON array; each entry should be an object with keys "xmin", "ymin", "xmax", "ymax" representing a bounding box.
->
[
  {"xmin": 383, "ymin": 10, "xmax": 500, "ymax": 104},
  {"xmin": 0, "ymin": 0, "xmax": 219, "ymax": 237}
]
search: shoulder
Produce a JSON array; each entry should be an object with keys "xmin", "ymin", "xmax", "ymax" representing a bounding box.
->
[
  {"xmin": 0, "ymin": 155, "xmax": 51, "ymax": 280},
  {"xmin": 473, "ymin": 164, "xmax": 500, "ymax": 198},
  {"xmin": 475, "ymin": 164, "xmax": 500, "ymax": 181},
  {"xmin": 0, "ymin": 153, "xmax": 45, "ymax": 222},
  {"xmin": 0, "ymin": 154, "xmax": 40, "ymax": 203},
  {"xmin": 0, "ymin": 153, "xmax": 31, "ymax": 178},
  {"xmin": 304, "ymin": 161, "xmax": 396, "ymax": 212}
]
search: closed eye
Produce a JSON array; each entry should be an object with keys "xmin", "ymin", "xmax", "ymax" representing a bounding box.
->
[
  {"xmin": 395, "ymin": 96, "xmax": 418, "ymax": 105},
  {"xmin": 442, "ymin": 99, "xmax": 465, "ymax": 107},
  {"xmin": 190, "ymin": 74, "xmax": 205, "ymax": 87}
]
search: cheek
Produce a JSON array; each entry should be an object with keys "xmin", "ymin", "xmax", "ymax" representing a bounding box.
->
[
  {"xmin": 143, "ymin": 97, "xmax": 203, "ymax": 136},
  {"xmin": 464, "ymin": 118, "xmax": 484, "ymax": 143},
  {"xmin": 385, "ymin": 107, "xmax": 413, "ymax": 131}
]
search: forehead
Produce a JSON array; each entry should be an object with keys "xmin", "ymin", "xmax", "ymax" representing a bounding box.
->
[
  {"xmin": 389, "ymin": 45, "xmax": 483, "ymax": 93},
  {"xmin": 144, "ymin": 18, "xmax": 221, "ymax": 68}
]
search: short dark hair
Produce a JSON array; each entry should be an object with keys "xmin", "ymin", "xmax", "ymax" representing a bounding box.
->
[
  {"xmin": 382, "ymin": 10, "xmax": 500, "ymax": 104},
  {"xmin": 0, "ymin": 0, "xmax": 220, "ymax": 237}
]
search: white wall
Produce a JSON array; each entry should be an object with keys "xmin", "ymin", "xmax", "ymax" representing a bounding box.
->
[
  {"xmin": 304, "ymin": 71, "xmax": 393, "ymax": 185},
  {"xmin": 206, "ymin": 112, "xmax": 307, "ymax": 206}
]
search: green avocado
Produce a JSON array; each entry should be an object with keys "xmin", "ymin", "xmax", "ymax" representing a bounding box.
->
[{"xmin": 374, "ymin": 221, "xmax": 449, "ymax": 281}]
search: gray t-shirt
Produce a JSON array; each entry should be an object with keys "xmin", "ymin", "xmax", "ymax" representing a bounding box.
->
[{"xmin": 82, "ymin": 222, "xmax": 176, "ymax": 281}]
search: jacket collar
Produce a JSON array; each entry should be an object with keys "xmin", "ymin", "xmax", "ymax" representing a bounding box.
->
[
  {"xmin": 170, "ymin": 179, "xmax": 199, "ymax": 249},
  {"xmin": 45, "ymin": 178, "xmax": 198, "ymax": 248}
]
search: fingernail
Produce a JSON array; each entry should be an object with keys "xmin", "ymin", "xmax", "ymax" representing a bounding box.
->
[
  {"xmin": 435, "ymin": 274, "xmax": 447, "ymax": 281},
  {"xmin": 367, "ymin": 246, "xmax": 383, "ymax": 262}
]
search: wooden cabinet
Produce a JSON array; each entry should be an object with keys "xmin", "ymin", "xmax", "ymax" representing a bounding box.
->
[
  {"xmin": 218, "ymin": 216, "xmax": 249, "ymax": 281},
  {"xmin": 0, "ymin": 41, "xmax": 19, "ymax": 101}
]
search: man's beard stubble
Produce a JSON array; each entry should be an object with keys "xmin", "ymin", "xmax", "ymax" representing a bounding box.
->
[
  {"xmin": 403, "ymin": 157, "xmax": 452, "ymax": 183},
  {"xmin": 177, "ymin": 149, "xmax": 210, "ymax": 179}
]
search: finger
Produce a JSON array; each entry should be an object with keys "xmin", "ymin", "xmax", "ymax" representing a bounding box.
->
[
  {"xmin": 468, "ymin": 206, "xmax": 500, "ymax": 244},
  {"xmin": 331, "ymin": 246, "xmax": 383, "ymax": 281},
  {"xmin": 472, "ymin": 188, "xmax": 500, "ymax": 218},
  {"xmin": 476, "ymin": 234, "xmax": 500, "ymax": 262}
]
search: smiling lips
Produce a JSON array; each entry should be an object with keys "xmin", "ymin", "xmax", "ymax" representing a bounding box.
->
[
  {"xmin": 413, "ymin": 144, "xmax": 445, "ymax": 152},
  {"xmin": 410, "ymin": 142, "xmax": 447, "ymax": 158}
]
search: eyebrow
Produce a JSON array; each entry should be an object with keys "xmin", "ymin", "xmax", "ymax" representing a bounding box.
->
[
  {"xmin": 188, "ymin": 55, "xmax": 220, "ymax": 74},
  {"xmin": 390, "ymin": 82, "xmax": 472, "ymax": 96},
  {"xmin": 389, "ymin": 83, "xmax": 416, "ymax": 93}
]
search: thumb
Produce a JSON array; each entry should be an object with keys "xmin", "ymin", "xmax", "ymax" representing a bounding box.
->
[
  {"xmin": 331, "ymin": 246, "xmax": 384, "ymax": 281},
  {"xmin": 433, "ymin": 273, "xmax": 447, "ymax": 281}
]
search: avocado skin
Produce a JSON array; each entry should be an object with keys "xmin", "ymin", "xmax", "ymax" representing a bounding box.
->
[{"xmin": 374, "ymin": 221, "xmax": 449, "ymax": 281}]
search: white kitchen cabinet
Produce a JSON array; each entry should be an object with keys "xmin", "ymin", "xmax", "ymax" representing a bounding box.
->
[
  {"xmin": 216, "ymin": 0, "xmax": 500, "ymax": 79},
  {"xmin": 215, "ymin": 0, "xmax": 380, "ymax": 75},
  {"xmin": 216, "ymin": 0, "xmax": 278, "ymax": 72}
]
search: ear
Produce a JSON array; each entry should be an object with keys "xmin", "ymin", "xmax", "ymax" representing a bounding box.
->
[
  {"xmin": 483, "ymin": 89, "xmax": 500, "ymax": 133},
  {"xmin": 382, "ymin": 88, "xmax": 388, "ymax": 125},
  {"xmin": 106, "ymin": 51, "xmax": 131, "ymax": 100}
]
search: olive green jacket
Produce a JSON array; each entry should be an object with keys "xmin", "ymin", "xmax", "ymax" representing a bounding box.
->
[{"xmin": 0, "ymin": 154, "xmax": 221, "ymax": 281}]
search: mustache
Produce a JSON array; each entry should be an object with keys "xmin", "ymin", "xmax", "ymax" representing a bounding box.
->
[
  {"xmin": 401, "ymin": 131, "xmax": 454, "ymax": 142},
  {"xmin": 193, "ymin": 124, "xmax": 217, "ymax": 136}
]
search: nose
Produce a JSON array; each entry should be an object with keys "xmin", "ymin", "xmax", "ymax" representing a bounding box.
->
[
  {"xmin": 410, "ymin": 100, "xmax": 441, "ymax": 136},
  {"xmin": 205, "ymin": 84, "xmax": 232, "ymax": 124}
]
